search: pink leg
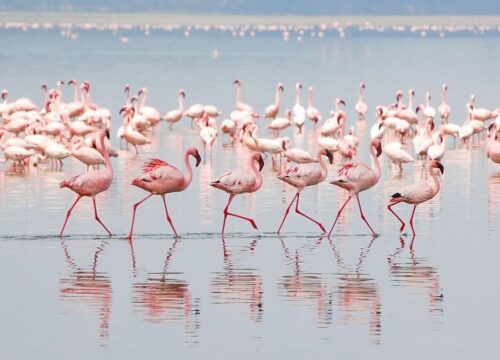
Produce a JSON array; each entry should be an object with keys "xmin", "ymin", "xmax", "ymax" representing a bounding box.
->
[
  {"xmin": 356, "ymin": 195, "xmax": 376, "ymax": 235},
  {"xmin": 92, "ymin": 198, "xmax": 112, "ymax": 236},
  {"xmin": 409, "ymin": 205, "xmax": 418, "ymax": 235},
  {"xmin": 387, "ymin": 202, "xmax": 406, "ymax": 233},
  {"xmin": 277, "ymin": 193, "xmax": 299, "ymax": 234},
  {"xmin": 295, "ymin": 193, "xmax": 326, "ymax": 232},
  {"xmin": 161, "ymin": 195, "xmax": 178, "ymax": 237},
  {"xmin": 59, "ymin": 195, "xmax": 83, "ymax": 236},
  {"xmin": 222, "ymin": 194, "xmax": 258, "ymax": 234},
  {"xmin": 128, "ymin": 193, "xmax": 154, "ymax": 239},
  {"xmin": 328, "ymin": 195, "xmax": 353, "ymax": 237}
]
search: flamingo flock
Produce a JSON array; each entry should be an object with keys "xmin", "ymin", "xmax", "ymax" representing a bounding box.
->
[{"xmin": 0, "ymin": 79, "xmax": 498, "ymax": 238}]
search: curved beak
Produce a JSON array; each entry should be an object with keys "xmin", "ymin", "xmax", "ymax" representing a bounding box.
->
[
  {"xmin": 298, "ymin": 83, "xmax": 302, "ymax": 89},
  {"xmin": 375, "ymin": 142, "xmax": 382, "ymax": 157},
  {"xmin": 326, "ymin": 149, "xmax": 334, "ymax": 164},
  {"xmin": 378, "ymin": 122, "xmax": 385, "ymax": 130},
  {"xmin": 258, "ymin": 155, "xmax": 265, "ymax": 171},
  {"xmin": 339, "ymin": 99, "xmax": 346, "ymax": 106},
  {"xmin": 279, "ymin": 84, "xmax": 284, "ymax": 92},
  {"xmin": 138, "ymin": 89, "xmax": 144, "ymax": 96},
  {"xmin": 119, "ymin": 107, "xmax": 126, "ymax": 115},
  {"xmin": 105, "ymin": 129, "xmax": 110, "ymax": 139},
  {"xmin": 180, "ymin": 90, "xmax": 186, "ymax": 98},
  {"xmin": 194, "ymin": 151, "xmax": 202, "ymax": 167},
  {"xmin": 282, "ymin": 140, "xmax": 287, "ymax": 151},
  {"xmin": 233, "ymin": 79, "xmax": 240, "ymax": 85},
  {"xmin": 436, "ymin": 162, "xmax": 444, "ymax": 174},
  {"xmin": 67, "ymin": 80, "xmax": 75, "ymax": 86}
]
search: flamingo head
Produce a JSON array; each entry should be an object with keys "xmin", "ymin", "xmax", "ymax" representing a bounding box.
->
[
  {"xmin": 188, "ymin": 147, "xmax": 202, "ymax": 167},
  {"xmin": 286, "ymin": 109, "xmax": 292, "ymax": 118},
  {"xmin": 415, "ymin": 104, "xmax": 424, "ymax": 113},
  {"xmin": 138, "ymin": 87, "xmax": 147, "ymax": 96},
  {"xmin": 409, "ymin": 89, "xmax": 415, "ymax": 97},
  {"xmin": 41, "ymin": 84, "xmax": 48, "ymax": 92},
  {"xmin": 296, "ymin": 82, "xmax": 302, "ymax": 90},
  {"xmin": 179, "ymin": 89, "xmax": 186, "ymax": 98},
  {"xmin": 371, "ymin": 138, "xmax": 382, "ymax": 157},
  {"xmin": 57, "ymin": 80, "xmax": 64, "ymax": 87},
  {"xmin": 308, "ymin": 86, "xmax": 314, "ymax": 92},
  {"xmin": 120, "ymin": 105, "xmax": 135, "ymax": 117},
  {"xmin": 124, "ymin": 84, "xmax": 130, "ymax": 93},
  {"xmin": 396, "ymin": 90, "xmax": 403, "ymax": 101},
  {"xmin": 233, "ymin": 79, "xmax": 242, "ymax": 86},
  {"xmin": 277, "ymin": 83, "xmax": 284, "ymax": 92},
  {"xmin": 426, "ymin": 92, "xmax": 431, "ymax": 100},
  {"xmin": 322, "ymin": 148, "xmax": 334, "ymax": 164},
  {"xmin": 336, "ymin": 98, "xmax": 346, "ymax": 107},
  {"xmin": 427, "ymin": 118, "xmax": 435, "ymax": 131},
  {"xmin": 1, "ymin": 89, "xmax": 8, "ymax": 100},
  {"xmin": 67, "ymin": 79, "xmax": 77, "ymax": 86},
  {"xmin": 430, "ymin": 160, "xmax": 444, "ymax": 174},
  {"xmin": 253, "ymin": 153, "xmax": 265, "ymax": 171},
  {"xmin": 443, "ymin": 83, "xmax": 448, "ymax": 91},
  {"xmin": 375, "ymin": 106, "xmax": 384, "ymax": 118},
  {"xmin": 360, "ymin": 82, "xmax": 365, "ymax": 89}
]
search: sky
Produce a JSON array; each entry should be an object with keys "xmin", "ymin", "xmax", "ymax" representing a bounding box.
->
[{"xmin": 1, "ymin": 0, "xmax": 499, "ymax": 15}]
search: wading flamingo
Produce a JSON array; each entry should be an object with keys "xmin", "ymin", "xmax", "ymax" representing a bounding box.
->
[
  {"xmin": 387, "ymin": 160, "xmax": 444, "ymax": 234},
  {"xmin": 59, "ymin": 129, "xmax": 113, "ymax": 236},
  {"xmin": 211, "ymin": 152, "xmax": 264, "ymax": 235},
  {"xmin": 128, "ymin": 147, "xmax": 201, "ymax": 238},
  {"xmin": 355, "ymin": 82, "xmax": 367, "ymax": 120},
  {"xmin": 277, "ymin": 148, "xmax": 333, "ymax": 233},
  {"xmin": 328, "ymin": 138, "xmax": 382, "ymax": 237}
]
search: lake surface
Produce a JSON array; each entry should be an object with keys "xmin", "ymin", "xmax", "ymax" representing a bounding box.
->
[{"xmin": 0, "ymin": 26, "xmax": 499, "ymax": 359}]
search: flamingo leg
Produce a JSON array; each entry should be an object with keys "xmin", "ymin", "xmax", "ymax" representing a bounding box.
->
[
  {"xmin": 59, "ymin": 195, "xmax": 83, "ymax": 236},
  {"xmin": 387, "ymin": 202, "xmax": 406, "ymax": 233},
  {"xmin": 161, "ymin": 195, "xmax": 178, "ymax": 238},
  {"xmin": 295, "ymin": 193, "xmax": 326, "ymax": 232},
  {"xmin": 328, "ymin": 195, "xmax": 353, "ymax": 237},
  {"xmin": 92, "ymin": 198, "xmax": 112, "ymax": 236},
  {"xmin": 222, "ymin": 194, "xmax": 258, "ymax": 234},
  {"xmin": 128, "ymin": 193, "xmax": 154, "ymax": 239},
  {"xmin": 277, "ymin": 192, "xmax": 299, "ymax": 234},
  {"xmin": 356, "ymin": 195, "xmax": 376, "ymax": 235},
  {"xmin": 408, "ymin": 205, "xmax": 418, "ymax": 235}
]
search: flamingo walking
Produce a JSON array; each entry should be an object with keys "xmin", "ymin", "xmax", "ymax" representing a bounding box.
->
[
  {"xmin": 355, "ymin": 82, "xmax": 367, "ymax": 120},
  {"xmin": 59, "ymin": 129, "xmax": 113, "ymax": 236},
  {"xmin": 277, "ymin": 148, "xmax": 333, "ymax": 233},
  {"xmin": 128, "ymin": 147, "xmax": 201, "ymax": 238},
  {"xmin": 328, "ymin": 139, "xmax": 382, "ymax": 236},
  {"xmin": 210, "ymin": 152, "xmax": 264, "ymax": 235},
  {"xmin": 387, "ymin": 160, "xmax": 444, "ymax": 234}
]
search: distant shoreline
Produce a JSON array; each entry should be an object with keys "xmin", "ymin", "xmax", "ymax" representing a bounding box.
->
[{"xmin": 0, "ymin": 12, "xmax": 498, "ymax": 26}]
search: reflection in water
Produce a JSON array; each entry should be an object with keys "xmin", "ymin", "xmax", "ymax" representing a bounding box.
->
[
  {"xmin": 388, "ymin": 236, "xmax": 444, "ymax": 317},
  {"xmin": 329, "ymin": 237, "xmax": 381, "ymax": 342},
  {"xmin": 59, "ymin": 239, "xmax": 112, "ymax": 347},
  {"xmin": 211, "ymin": 237, "xmax": 263, "ymax": 322},
  {"xmin": 488, "ymin": 173, "xmax": 500, "ymax": 222},
  {"xmin": 131, "ymin": 239, "xmax": 199, "ymax": 340},
  {"xmin": 277, "ymin": 237, "xmax": 332, "ymax": 327}
]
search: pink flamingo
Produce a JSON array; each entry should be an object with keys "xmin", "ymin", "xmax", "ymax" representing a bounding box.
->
[
  {"xmin": 128, "ymin": 147, "xmax": 201, "ymax": 238},
  {"xmin": 277, "ymin": 148, "xmax": 333, "ymax": 233},
  {"xmin": 211, "ymin": 152, "xmax": 264, "ymax": 235},
  {"xmin": 387, "ymin": 160, "xmax": 444, "ymax": 234},
  {"xmin": 59, "ymin": 129, "xmax": 113, "ymax": 236},
  {"xmin": 328, "ymin": 138, "xmax": 382, "ymax": 237}
]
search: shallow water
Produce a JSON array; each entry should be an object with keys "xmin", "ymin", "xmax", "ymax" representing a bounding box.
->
[{"xmin": 0, "ymin": 28, "xmax": 499, "ymax": 359}]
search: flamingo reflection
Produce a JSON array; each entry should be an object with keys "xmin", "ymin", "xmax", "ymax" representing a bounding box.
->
[
  {"xmin": 131, "ymin": 239, "xmax": 197, "ymax": 328},
  {"xmin": 278, "ymin": 237, "xmax": 332, "ymax": 326},
  {"xmin": 387, "ymin": 236, "xmax": 444, "ymax": 315},
  {"xmin": 329, "ymin": 236, "xmax": 381, "ymax": 340},
  {"xmin": 488, "ymin": 173, "xmax": 500, "ymax": 222},
  {"xmin": 211, "ymin": 237, "xmax": 263, "ymax": 322},
  {"xmin": 59, "ymin": 238, "xmax": 112, "ymax": 346}
]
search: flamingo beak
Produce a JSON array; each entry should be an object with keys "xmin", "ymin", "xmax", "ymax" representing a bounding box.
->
[
  {"xmin": 282, "ymin": 140, "xmax": 287, "ymax": 151},
  {"xmin": 233, "ymin": 79, "xmax": 240, "ymax": 85},
  {"xmin": 436, "ymin": 162, "xmax": 444, "ymax": 174},
  {"xmin": 105, "ymin": 129, "xmax": 110, "ymax": 139},
  {"xmin": 299, "ymin": 83, "xmax": 302, "ymax": 89},
  {"xmin": 326, "ymin": 149, "xmax": 334, "ymax": 164},
  {"xmin": 194, "ymin": 151, "xmax": 202, "ymax": 167},
  {"xmin": 258, "ymin": 155, "xmax": 265, "ymax": 171},
  {"xmin": 415, "ymin": 106, "xmax": 420, "ymax": 113},
  {"xmin": 180, "ymin": 90, "xmax": 186, "ymax": 98},
  {"xmin": 378, "ymin": 122, "xmax": 384, "ymax": 130},
  {"xmin": 279, "ymin": 85, "xmax": 284, "ymax": 92},
  {"xmin": 340, "ymin": 99, "xmax": 346, "ymax": 106},
  {"xmin": 119, "ymin": 107, "xmax": 126, "ymax": 115},
  {"xmin": 375, "ymin": 142, "xmax": 382, "ymax": 157}
]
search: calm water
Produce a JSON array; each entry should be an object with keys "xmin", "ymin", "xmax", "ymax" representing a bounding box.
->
[{"xmin": 0, "ymin": 28, "xmax": 499, "ymax": 359}]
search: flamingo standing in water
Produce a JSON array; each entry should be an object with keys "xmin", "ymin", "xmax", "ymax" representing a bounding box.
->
[
  {"xmin": 59, "ymin": 129, "xmax": 113, "ymax": 236},
  {"xmin": 277, "ymin": 148, "xmax": 333, "ymax": 233},
  {"xmin": 387, "ymin": 160, "xmax": 444, "ymax": 234},
  {"xmin": 328, "ymin": 138, "xmax": 382, "ymax": 237},
  {"xmin": 355, "ymin": 82, "xmax": 367, "ymax": 120},
  {"xmin": 211, "ymin": 152, "xmax": 264, "ymax": 235},
  {"xmin": 128, "ymin": 147, "xmax": 201, "ymax": 238}
]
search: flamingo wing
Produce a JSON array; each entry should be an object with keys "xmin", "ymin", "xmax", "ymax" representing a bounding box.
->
[
  {"xmin": 279, "ymin": 163, "xmax": 319, "ymax": 181},
  {"xmin": 141, "ymin": 159, "xmax": 183, "ymax": 182}
]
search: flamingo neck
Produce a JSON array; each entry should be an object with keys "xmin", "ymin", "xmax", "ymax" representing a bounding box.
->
[
  {"xmin": 250, "ymin": 157, "xmax": 262, "ymax": 191},
  {"xmin": 408, "ymin": 93, "xmax": 414, "ymax": 110},
  {"xmin": 429, "ymin": 167, "xmax": 440, "ymax": 196},
  {"xmin": 295, "ymin": 88, "xmax": 301, "ymax": 106},
  {"xmin": 182, "ymin": 152, "xmax": 193, "ymax": 190},
  {"xmin": 370, "ymin": 145, "xmax": 381, "ymax": 180},
  {"xmin": 275, "ymin": 88, "xmax": 281, "ymax": 106},
  {"xmin": 358, "ymin": 87, "xmax": 363, "ymax": 101},
  {"xmin": 125, "ymin": 90, "xmax": 130, "ymax": 106},
  {"xmin": 72, "ymin": 84, "xmax": 78, "ymax": 103},
  {"xmin": 140, "ymin": 91, "xmax": 147, "ymax": 110},
  {"xmin": 236, "ymin": 85, "xmax": 241, "ymax": 106},
  {"xmin": 178, "ymin": 94, "xmax": 184, "ymax": 112},
  {"xmin": 99, "ymin": 134, "xmax": 112, "ymax": 175},
  {"xmin": 316, "ymin": 150, "xmax": 328, "ymax": 180}
]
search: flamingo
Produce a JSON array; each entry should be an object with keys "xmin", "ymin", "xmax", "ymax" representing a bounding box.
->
[
  {"xmin": 128, "ymin": 147, "xmax": 201, "ymax": 238},
  {"xmin": 120, "ymin": 106, "xmax": 151, "ymax": 154},
  {"xmin": 137, "ymin": 87, "xmax": 161, "ymax": 127},
  {"xmin": 306, "ymin": 86, "xmax": 321, "ymax": 125},
  {"xmin": 469, "ymin": 94, "xmax": 496, "ymax": 121},
  {"xmin": 267, "ymin": 109, "xmax": 292, "ymax": 136},
  {"xmin": 199, "ymin": 113, "xmax": 217, "ymax": 163},
  {"xmin": 423, "ymin": 92, "xmax": 436, "ymax": 119},
  {"xmin": 328, "ymin": 138, "xmax": 382, "ymax": 236},
  {"xmin": 438, "ymin": 84, "xmax": 450, "ymax": 123},
  {"xmin": 164, "ymin": 89, "xmax": 185, "ymax": 129},
  {"xmin": 71, "ymin": 137, "xmax": 105, "ymax": 170},
  {"xmin": 292, "ymin": 83, "xmax": 306, "ymax": 133},
  {"xmin": 233, "ymin": 79, "xmax": 255, "ymax": 114},
  {"xmin": 210, "ymin": 152, "xmax": 264, "ymax": 235},
  {"xmin": 59, "ymin": 129, "xmax": 113, "ymax": 236},
  {"xmin": 277, "ymin": 148, "xmax": 333, "ymax": 233},
  {"xmin": 384, "ymin": 141, "xmax": 415, "ymax": 174},
  {"xmin": 486, "ymin": 123, "xmax": 500, "ymax": 165},
  {"xmin": 355, "ymin": 82, "xmax": 367, "ymax": 120},
  {"xmin": 387, "ymin": 160, "xmax": 444, "ymax": 234},
  {"xmin": 264, "ymin": 83, "xmax": 284, "ymax": 119}
]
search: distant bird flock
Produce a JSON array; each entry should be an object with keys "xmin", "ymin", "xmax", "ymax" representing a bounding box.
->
[{"xmin": 0, "ymin": 79, "xmax": 498, "ymax": 237}]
